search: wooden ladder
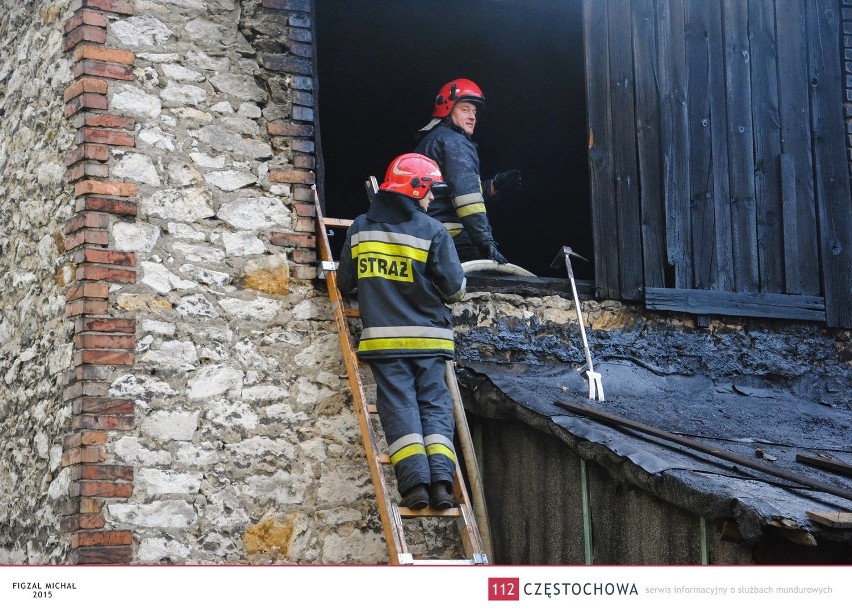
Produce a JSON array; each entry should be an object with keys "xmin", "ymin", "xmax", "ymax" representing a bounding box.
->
[{"xmin": 314, "ymin": 188, "xmax": 489, "ymax": 565}]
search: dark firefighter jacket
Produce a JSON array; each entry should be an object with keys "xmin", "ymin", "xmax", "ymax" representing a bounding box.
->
[
  {"xmin": 415, "ymin": 118, "xmax": 497, "ymax": 254},
  {"xmin": 337, "ymin": 190, "xmax": 466, "ymax": 360}
]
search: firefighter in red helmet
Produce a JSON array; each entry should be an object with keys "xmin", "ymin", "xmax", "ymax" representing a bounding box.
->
[
  {"xmin": 416, "ymin": 78, "xmax": 522, "ymax": 264},
  {"xmin": 337, "ymin": 153, "xmax": 466, "ymax": 511}
]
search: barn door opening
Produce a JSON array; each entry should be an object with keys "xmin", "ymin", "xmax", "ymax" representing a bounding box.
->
[{"xmin": 315, "ymin": 0, "xmax": 591, "ymax": 278}]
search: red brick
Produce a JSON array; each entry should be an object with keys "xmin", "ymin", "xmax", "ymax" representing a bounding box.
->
[
  {"xmin": 73, "ymin": 0, "xmax": 135, "ymax": 15},
  {"xmin": 63, "ymin": 25, "xmax": 107, "ymax": 51},
  {"xmin": 71, "ymin": 414, "xmax": 135, "ymax": 430},
  {"xmin": 76, "ymin": 264, "xmax": 136, "ymax": 284},
  {"xmin": 75, "ymin": 333, "xmax": 136, "ymax": 351},
  {"xmin": 75, "ymin": 196, "xmax": 138, "ymax": 216},
  {"xmin": 73, "ymin": 45, "xmax": 135, "ymax": 66},
  {"xmin": 62, "ymin": 448, "xmax": 81, "ymax": 467},
  {"xmin": 64, "ymin": 381, "xmax": 110, "ymax": 401},
  {"xmin": 64, "ymin": 92, "xmax": 109, "ymax": 117},
  {"xmin": 73, "ymin": 113, "xmax": 135, "ymax": 130},
  {"xmin": 66, "ymin": 282, "xmax": 109, "ymax": 302},
  {"xmin": 293, "ymin": 187, "xmax": 314, "ymax": 202},
  {"xmin": 77, "ymin": 127, "xmax": 135, "ymax": 147},
  {"xmin": 65, "ymin": 144, "xmax": 110, "ymax": 166},
  {"xmin": 61, "ymin": 497, "xmax": 103, "ymax": 517},
  {"xmin": 64, "ymin": 229, "xmax": 110, "ymax": 251},
  {"xmin": 66, "ymin": 365, "xmax": 112, "ymax": 385},
  {"xmin": 72, "ymin": 397, "xmax": 133, "ymax": 415},
  {"xmin": 61, "ymin": 513, "xmax": 106, "ymax": 533},
  {"xmin": 294, "ymin": 202, "xmax": 315, "ymax": 218},
  {"xmin": 77, "ymin": 248, "xmax": 137, "ymax": 267},
  {"xmin": 77, "ymin": 399, "xmax": 134, "ymax": 416},
  {"xmin": 270, "ymin": 231, "xmax": 315, "ymax": 248},
  {"xmin": 75, "ymin": 317, "xmax": 135, "ymax": 334},
  {"xmin": 81, "ymin": 465, "xmax": 133, "ymax": 483},
  {"xmin": 71, "ymin": 530, "xmax": 133, "ymax": 548},
  {"xmin": 74, "ymin": 350, "xmax": 136, "ymax": 367},
  {"xmin": 65, "ymin": 299, "xmax": 109, "ymax": 318},
  {"xmin": 74, "ymin": 546, "xmax": 133, "ymax": 565},
  {"xmin": 75, "ymin": 180, "xmax": 137, "ymax": 198},
  {"xmin": 65, "ymin": 162, "xmax": 110, "ymax": 182},
  {"xmin": 268, "ymin": 168, "xmax": 315, "ymax": 184},
  {"xmin": 63, "ymin": 433, "xmax": 83, "ymax": 450},
  {"xmin": 64, "ymin": 77, "xmax": 108, "ymax": 102},
  {"xmin": 293, "ymin": 153, "xmax": 315, "ymax": 170},
  {"xmin": 267, "ymin": 121, "xmax": 314, "ymax": 137},
  {"xmin": 79, "ymin": 481, "xmax": 133, "ymax": 498},
  {"xmin": 61, "ymin": 446, "xmax": 107, "ymax": 466},
  {"xmin": 292, "ymin": 248, "xmax": 316, "ymax": 264},
  {"xmin": 74, "ymin": 59, "xmax": 134, "ymax": 81},
  {"xmin": 81, "ymin": 431, "xmax": 109, "ymax": 445},
  {"xmin": 64, "ymin": 211, "xmax": 111, "ymax": 234},
  {"xmin": 63, "ymin": 9, "xmax": 109, "ymax": 34},
  {"xmin": 294, "ymin": 217, "xmax": 315, "ymax": 232},
  {"xmin": 289, "ymin": 264, "xmax": 317, "ymax": 280}
]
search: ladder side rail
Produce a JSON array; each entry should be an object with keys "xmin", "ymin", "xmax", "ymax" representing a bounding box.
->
[
  {"xmin": 452, "ymin": 463, "xmax": 486, "ymax": 561},
  {"xmin": 314, "ymin": 190, "xmax": 409, "ymax": 563},
  {"xmin": 446, "ymin": 361, "xmax": 493, "ymax": 562}
]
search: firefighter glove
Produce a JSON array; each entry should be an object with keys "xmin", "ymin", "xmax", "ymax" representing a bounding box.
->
[
  {"xmin": 480, "ymin": 240, "xmax": 508, "ymax": 265},
  {"xmin": 492, "ymin": 169, "xmax": 522, "ymax": 193}
]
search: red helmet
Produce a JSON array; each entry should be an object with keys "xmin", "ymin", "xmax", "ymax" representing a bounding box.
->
[
  {"xmin": 432, "ymin": 78, "xmax": 485, "ymax": 118},
  {"xmin": 379, "ymin": 153, "xmax": 447, "ymax": 200}
]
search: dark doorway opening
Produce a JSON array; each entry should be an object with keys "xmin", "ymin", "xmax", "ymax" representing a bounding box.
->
[{"xmin": 315, "ymin": 0, "xmax": 591, "ymax": 278}]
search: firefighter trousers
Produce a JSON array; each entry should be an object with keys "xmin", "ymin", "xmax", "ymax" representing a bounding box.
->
[{"xmin": 368, "ymin": 356, "xmax": 457, "ymax": 495}]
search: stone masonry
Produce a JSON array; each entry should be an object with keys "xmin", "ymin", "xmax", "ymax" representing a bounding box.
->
[
  {"xmin": 1, "ymin": 0, "xmax": 395, "ymax": 565},
  {"xmin": 0, "ymin": 0, "xmax": 78, "ymax": 564}
]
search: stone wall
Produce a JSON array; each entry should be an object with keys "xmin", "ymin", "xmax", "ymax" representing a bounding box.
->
[
  {"xmin": 62, "ymin": 0, "xmax": 391, "ymax": 564},
  {"xmin": 0, "ymin": 0, "xmax": 73, "ymax": 563},
  {"xmin": 0, "ymin": 0, "xmax": 76, "ymax": 563}
]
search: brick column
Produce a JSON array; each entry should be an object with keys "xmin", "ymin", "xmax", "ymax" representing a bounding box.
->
[
  {"xmin": 262, "ymin": 0, "xmax": 318, "ymax": 279},
  {"xmin": 61, "ymin": 0, "xmax": 137, "ymax": 564}
]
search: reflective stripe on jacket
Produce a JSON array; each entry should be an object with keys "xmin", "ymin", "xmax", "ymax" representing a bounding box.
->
[
  {"xmin": 415, "ymin": 119, "xmax": 496, "ymax": 250},
  {"xmin": 337, "ymin": 191, "xmax": 466, "ymax": 360}
]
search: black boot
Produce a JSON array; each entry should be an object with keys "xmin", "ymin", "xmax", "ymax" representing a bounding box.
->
[
  {"xmin": 429, "ymin": 481, "xmax": 455, "ymax": 510},
  {"xmin": 399, "ymin": 484, "xmax": 429, "ymax": 510}
]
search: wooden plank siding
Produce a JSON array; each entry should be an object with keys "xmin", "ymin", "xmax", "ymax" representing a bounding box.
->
[
  {"xmin": 583, "ymin": 0, "xmax": 621, "ymax": 299},
  {"xmin": 632, "ymin": 0, "xmax": 667, "ymax": 289},
  {"xmin": 656, "ymin": 0, "xmax": 692, "ymax": 288},
  {"xmin": 582, "ymin": 0, "xmax": 851, "ymax": 326},
  {"xmin": 775, "ymin": 0, "xmax": 820, "ymax": 295},
  {"xmin": 687, "ymin": 0, "xmax": 735, "ymax": 291},
  {"xmin": 645, "ymin": 288, "xmax": 826, "ymax": 321},
  {"xmin": 748, "ymin": 0, "xmax": 785, "ymax": 294},
  {"xmin": 806, "ymin": 0, "xmax": 852, "ymax": 328},
  {"xmin": 608, "ymin": 0, "xmax": 645, "ymax": 300},
  {"xmin": 723, "ymin": 0, "xmax": 760, "ymax": 292}
]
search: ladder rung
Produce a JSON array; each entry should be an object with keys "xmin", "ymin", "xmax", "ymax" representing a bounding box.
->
[
  {"xmin": 403, "ymin": 558, "xmax": 483, "ymax": 566},
  {"xmin": 378, "ymin": 453, "xmax": 391, "ymax": 464},
  {"xmin": 368, "ymin": 403, "xmax": 378, "ymax": 414},
  {"xmin": 343, "ymin": 307, "xmax": 361, "ymax": 318},
  {"xmin": 398, "ymin": 505, "xmax": 462, "ymax": 519},
  {"xmin": 325, "ymin": 217, "xmax": 353, "ymax": 228}
]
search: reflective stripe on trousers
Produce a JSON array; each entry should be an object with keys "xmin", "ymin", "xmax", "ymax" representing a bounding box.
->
[{"xmin": 368, "ymin": 356, "xmax": 457, "ymax": 495}]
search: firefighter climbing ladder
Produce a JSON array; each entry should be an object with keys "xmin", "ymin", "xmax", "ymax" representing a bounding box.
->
[{"xmin": 315, "ymin": 187, "xmax": 489, "ymax": 565}]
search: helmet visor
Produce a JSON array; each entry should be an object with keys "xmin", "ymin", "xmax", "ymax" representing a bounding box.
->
[{"xmin": 429, "ymin": 181, "xmax": 450, "ymax": 198}]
